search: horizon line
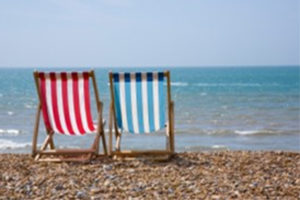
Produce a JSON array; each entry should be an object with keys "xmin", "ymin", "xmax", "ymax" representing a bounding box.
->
[{"xmin": 0, "ymin": 65, "xmax": 299, "ymax": 69}]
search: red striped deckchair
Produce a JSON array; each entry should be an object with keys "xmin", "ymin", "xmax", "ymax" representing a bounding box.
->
[{"xmin": 32, "ymin": 70, "xmax": 107, "ymax": 162}]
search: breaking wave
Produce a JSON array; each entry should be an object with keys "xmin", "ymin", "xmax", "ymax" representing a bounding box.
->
[
  {"xmin": 177, "ymin": 128, "xmax": 283, "ymax": 136},
  {"xmin": 0, "ymin": 139, "xmax": 31, "ymax": 149},
  {"xmin": 24, "ymin": 104, "xmax": 35, "ymax": 109},
  {"xmin": 171, "ymin": 82, "xmax": 189, "ymax": 86},
  {"xmin": 234, "ymin": 130, "xmax": 277, "ymax": 135},
  {"xmin": 196, "ymin": 83, "xmax": 262, "ymax": 87},
  {"xmin": 0, "ymin": 129, "xmax": 22, "ymax": 136},
  {"xmin": 211, "ymin": 145, "xmax": 227, "ymax": 149},
  {"xmin": 166, "ymin": 82, "xmax": 280, "ymax": 87}
]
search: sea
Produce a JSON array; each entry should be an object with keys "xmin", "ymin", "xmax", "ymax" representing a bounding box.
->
[{"xmin": 0, "ymin": 66, "xmax": 299, "ymax": 153}]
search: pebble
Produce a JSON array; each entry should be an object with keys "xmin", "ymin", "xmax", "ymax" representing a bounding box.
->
[
  {"xmin": 76, "ymin": 191, "xmax": 87, "ymax": 199},
  {"xmin": 128, "ymin": 169, "xmax": 135, "ymax": 173},
  {"xmin": 104, "ymin": 180, "xmax": 110, "ymax": 186},
  {"xmin": 0, "ymin": 152, "xmax": 299, "ymax": 199},
  {"xmin": 103, "ymin": 164, "xmax": 112, "ymax": 171}
]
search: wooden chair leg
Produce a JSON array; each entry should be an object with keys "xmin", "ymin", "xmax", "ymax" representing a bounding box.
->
[
  {"xmin": 49, "ymin": 138, "xmax": 55, "ymax": 149},
  {"xmin": 101, "ymin": 128, "xmax": 107, "ymax": 155},
  {"xmin": 170, "ymin": 101, "xmax": 175, "ymax": 153},
  {"xmin": 108, "ymin": 128, "xmax": 113, "ymax": 155},
  {"xmin": 92, "ymin": 131, "xmax": 101, "ymax": 154},
  {"xmin": 115, "ymin": 134, "xmax": 121, "ymax": 151},
  {"xmin": 166, "ymin": 122, "xmax": 171, "ymax": 151},
  {"xmin": 108, "ymin": 103, "xmax": 113, "ymax": 155},
  {"xmin": 93, "ymin": 101, "xmax": 107, "ymax": 156},
  {"xmin": 32, "ymin": 104, "xmax": 41, "ymax": 157},
  {"xmin": 92, "ymin": 126, "xmax": 106, "ymax": 156}
]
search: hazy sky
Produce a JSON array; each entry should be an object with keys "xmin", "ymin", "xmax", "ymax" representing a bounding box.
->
[{"xmin": 0, "ymin": 0, "xmax": 299, "ymax": 67}]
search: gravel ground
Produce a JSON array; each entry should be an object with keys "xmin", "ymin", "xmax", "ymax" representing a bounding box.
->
[{"xmin": 0, "ymin": 151, "xmax": 299, "ymax": 199}]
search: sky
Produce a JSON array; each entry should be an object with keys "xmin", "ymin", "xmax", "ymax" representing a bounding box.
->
[{"xmin": 0, "ymin": 0, "xmax": 299, "ymax": 67}]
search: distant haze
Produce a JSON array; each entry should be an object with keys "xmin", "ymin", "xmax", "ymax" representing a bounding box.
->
[{"xmin": 0, "ymin": 0, "xmax": 299, "ymax": 67}]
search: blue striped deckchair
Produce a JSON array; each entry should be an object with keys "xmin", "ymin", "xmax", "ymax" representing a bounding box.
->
[{"xmin": 108, "ymin": 71, "xmax": 174, "ymax": 158}]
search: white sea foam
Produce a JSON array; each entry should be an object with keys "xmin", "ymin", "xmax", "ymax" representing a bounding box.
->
[
  {"xmin": 196, "ymin": 83, "xmax": 261, "ymax": 87},
  {"xmin": 25, "ymin": 104, "xmax": 34, "ymax": 109},
  {"xmin": 7, "ymin": 111, "xmax": 14, "ymax": 116},
  {"xmin": 234, "ymin": 130, "xmax": 275, "ymax": 135},
  {"xmin": 212, "ymin": 145, "xmax": 227, "ymax": 149},
  {"xmin": 0, "ymin": 139, "xmax": 31, "ymax": 149},
  {"xmin": 0, "ymin": 129, "xmax": 21, "ymax": 136},
  {"xmin": 171, "ymin": 82, "xmax": 188, "ymax": 86},
  {"xmin": 206, "ymin": 130, "xmax": 232, "ymax": 135}
]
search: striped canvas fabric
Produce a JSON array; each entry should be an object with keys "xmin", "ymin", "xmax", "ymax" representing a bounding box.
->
[
  {"xmin": 112, "ymin": 72, "xmax": 166, "ymax": 134},
  {"xmin": 38, "ymin": 72, "xmax": 96, "ymax": 135}
]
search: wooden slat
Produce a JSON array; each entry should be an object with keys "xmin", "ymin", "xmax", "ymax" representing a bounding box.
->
[
  {"xmin": 113, "ymin": 150, "xmax": 172, "ymax": 157},
  {"xmin": 37, "ymin": 157, "xmax": 91, "ymax": 163},
  {"xmin": 38, "ymin": 148, "xmax": 95, "ymax": 155}
]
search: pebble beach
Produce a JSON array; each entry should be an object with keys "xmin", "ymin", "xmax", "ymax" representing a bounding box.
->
[{"xmin": 0, "ymin": 151, "xmax": 299, "ymax": 199}]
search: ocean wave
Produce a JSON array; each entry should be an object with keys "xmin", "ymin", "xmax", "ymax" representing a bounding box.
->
[
  {"xmin": 171, "ymin": 82, "xmax": 189, "ymax": 86},
  {"xmin": 166, "ymin": 82, "xmax": 281, "ymax": 87},
  {"xmin": 234, "ymin": 130, "xmax": 277, "ymax": 135},
  {"xmin": 7, "ymin": 111, "xmax": 14, "ymax": 116},
  {"xmin": 176, "ymin": 129, "xmax": 233, "ymax": 135},
  {"xmin": 196, "ymin": 83, "xmax": 262, "ymax": 87},
  {"xmin": 0, "ymin": 139, "xmax": 31, "ymax": 149},
  {"xmin": 211, "ymin": 145, "xmax": 227, "ymax": 149},
  {"xmin": 0, "ymin": 129, "xmax": 22, "ymax": 136},
  {"xmin": 205, "ymin": 130, "xmax": 232, "ymax": 135},
  {"xmin": 177, "ymin": 128, "xmax": 282, "ymax": 136},
  {"xmin": 24, "ymin": 104, "xmax": 34, "ymax": 109}
]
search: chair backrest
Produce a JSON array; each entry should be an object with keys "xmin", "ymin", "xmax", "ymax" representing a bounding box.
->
[
  {"xmin": 111, "ymin": 72, "xmax": 166, "ymax": 134},
  {"xmin": 37, "ymin": 72, "xmax": 96, "ymax": 135}
]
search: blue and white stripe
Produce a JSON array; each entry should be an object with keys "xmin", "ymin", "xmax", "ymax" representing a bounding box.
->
[{"xmin": 113, "ymin": 72, "xmax": 166, "ymax": 134}]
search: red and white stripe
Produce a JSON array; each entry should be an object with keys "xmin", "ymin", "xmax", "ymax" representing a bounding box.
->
[{"xmin": 39, "ymin": 72, "xmax": 96, "ymax": 135}]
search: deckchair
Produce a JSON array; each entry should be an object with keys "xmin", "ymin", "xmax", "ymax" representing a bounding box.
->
[
  {"xmin": 108, "ymin": 71, "xmax": 174, "ymax": 159},
  {"xmin": 32, "ymin": 70, "xmax": 107, "ymax": 162}
]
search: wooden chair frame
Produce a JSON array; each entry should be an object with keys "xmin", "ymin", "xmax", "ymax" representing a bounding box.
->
[
  {"xmin": 108, "ymin": 71, "xmax": 175, "ymax": 159},
  {"xmin": 32, "ymin": 70, "xmax": 107, "ymax": 162}
]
